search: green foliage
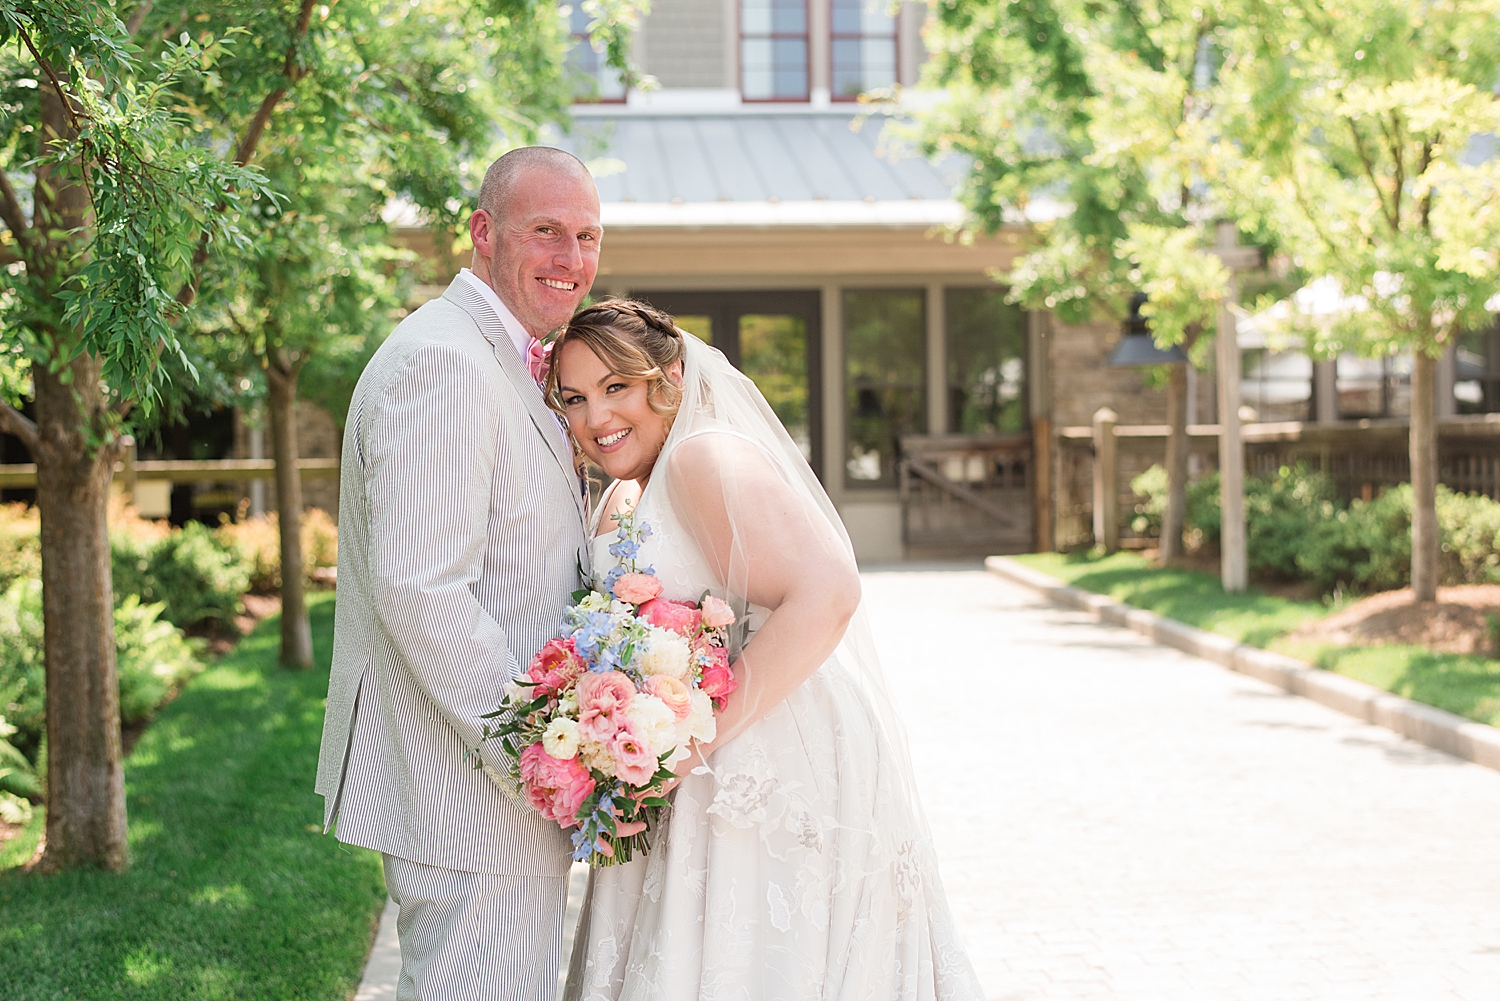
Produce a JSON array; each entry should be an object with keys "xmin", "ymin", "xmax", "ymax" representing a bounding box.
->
[
  {"xmin": 0, "ymin": 593, "xmax": 387, "ymax": 999},
  {"xmin": 0, "ymin": 503, "xmax": 39, "ymax": 593},
  {"xmin": 0, "ymin": 579, "xmax": 204, "ymax": 788},
  {"xmin": 216, "ymin": 509, "xmax": 339, "ymax": 594},
  {"xmin": 111, "ymin": 521, "xmax": 250, "ymax": 632},
  {"xmin": 0, "ymin": 712, "xmax": 37, "ymax": 804}
]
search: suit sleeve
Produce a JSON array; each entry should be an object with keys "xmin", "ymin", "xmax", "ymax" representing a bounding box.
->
[{"xmin": 363, "ymin": 342, "xmax": 516, "ymax": 774}]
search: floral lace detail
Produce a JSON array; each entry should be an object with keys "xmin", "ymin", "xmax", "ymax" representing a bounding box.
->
[{"xmin": 705, "ymin": 749, "xmax": 778, "ymax": 829}]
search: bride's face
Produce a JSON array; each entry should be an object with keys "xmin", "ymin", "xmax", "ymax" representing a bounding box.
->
[{"xmin": 556, "ymin": 338, "xmax": 680, "ymax": 484}]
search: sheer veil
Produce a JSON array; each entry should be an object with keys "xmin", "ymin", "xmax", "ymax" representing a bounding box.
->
[{"xmin": 655, "ymin": 331, "xmax": 934, "ymax": 837}]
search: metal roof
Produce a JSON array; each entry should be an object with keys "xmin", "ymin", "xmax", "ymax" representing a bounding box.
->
[{"xmin": 551, "ymin": 112, "xmax": 969, "ymax": 227}]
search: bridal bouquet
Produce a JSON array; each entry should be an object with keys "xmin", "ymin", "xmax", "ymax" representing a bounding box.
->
[{"xmin": 480, "ymin": 508, "xmax": 738, "ymax": 866}]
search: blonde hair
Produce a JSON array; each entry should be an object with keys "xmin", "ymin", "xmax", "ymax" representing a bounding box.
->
[{"xmin": 545, "ymin": 298, "xmax": 687, "ymax": 421}]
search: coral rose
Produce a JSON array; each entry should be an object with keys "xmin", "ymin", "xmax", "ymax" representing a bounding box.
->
[
  {"xmin": 609, "ymin": 723, "xmax": 660, "ymax": 786},
  {"xmin": 526, "ymin": 637, "xmax": 586, "ymax": 697},
  {"xmin": 699, "ymin": 645, "xmax": 737, "ymax": 708},
  {"xmin": 519, "ymin": 742, "xmax": 594, "ymax": 826},
  {"xmin": 612, "ymin": 572, "xmax": 664, "ymax": 605},
  {"xmin": 700, "ymin": 595, "xmax": 736, "ymax": 628},
  {"xmin": 576, "ymin": 670, "xmax": 636, "ymax": 743},
  {"xmin": 642, "ymin": 675, "xmax": 693, "ymax": 721},
  {"xmin": 637, "ymin": 597, "xmax": 702, "ymax": 635}
]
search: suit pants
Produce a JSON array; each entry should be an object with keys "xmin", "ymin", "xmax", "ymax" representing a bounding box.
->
[{"xmin": 383, "ymin": 853, "xmax": 568, "ymax": 1001}]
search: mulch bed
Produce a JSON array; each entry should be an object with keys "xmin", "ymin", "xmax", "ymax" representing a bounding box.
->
[{"xmin": 1287, "ymin": 585, "xmax": 1500, "ymax": 656}]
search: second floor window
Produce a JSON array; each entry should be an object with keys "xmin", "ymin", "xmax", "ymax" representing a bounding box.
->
[
  {"xmin": 831, "ymin": 0, "xmax": 896, "ymax": 99},
  {"xmin": 741, "ymin": 0, "xmax": 809, "ymax": 101},
  {"xmin": 567, "ymin": 4, "xmax": 626, "ymax": 102}
]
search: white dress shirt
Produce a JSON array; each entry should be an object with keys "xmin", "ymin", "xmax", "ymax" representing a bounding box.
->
[{"xmin": 457, "ymin": 268, "xmax": 532, "ymax": 361}]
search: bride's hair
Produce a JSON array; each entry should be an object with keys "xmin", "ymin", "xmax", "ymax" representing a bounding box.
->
[{"xmin": 544, "ymin": 299, "xmax": 687, "ymax": 419}]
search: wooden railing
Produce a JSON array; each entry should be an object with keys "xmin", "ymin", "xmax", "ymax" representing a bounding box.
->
[
  {"xmin": 898, "ymin": 433, "xmax": 1034, "ymax": 553},
  {"xmin": 1054, "ymin": 414, "xmax": 1500, "ymax": 550},
  {"xmin": 0, "ymin": 456, "xmax": 339, "ymax": 490}
]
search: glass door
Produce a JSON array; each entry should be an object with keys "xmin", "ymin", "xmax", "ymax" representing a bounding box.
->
[{"xmin": 631, "ymin": 290, "xmax": 823, "ymax": 482}]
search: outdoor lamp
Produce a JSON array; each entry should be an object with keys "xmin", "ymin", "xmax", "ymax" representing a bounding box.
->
[{"xmin": 1108, "ymin": 292, "xmax": 1188, "ymax": 366}]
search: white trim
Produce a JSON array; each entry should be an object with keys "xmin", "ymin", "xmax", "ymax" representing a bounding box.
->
[{"xmin": 602, "ymin": 199, "xmax": 967, "ymax": 228}]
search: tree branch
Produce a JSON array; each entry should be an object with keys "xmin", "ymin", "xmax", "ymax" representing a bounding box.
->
[
  {"xmin": 0, "ymin": 164, "xmax": 34, "ymax": 255},
  {"xmin": 176, "ymin": 0, "xmax": 324, "ymax": 308},
  {"xmin": 125, "ymin": 2, "xmax": 155, "ymax": 38},
  {"xmin": 18, "ymin": 26, "xmax": 82, "ymax": 135},
  {"xmin": 1346, "ymin": 117, "xmax": 1397, "ymax": 233},
  {"xmin": 0, "ymin": 400, "xmax": 40, "ymax": 456},
  {"xmin": 1418, "ymin": 137, "xmax": 1435, "ymax": 233}
]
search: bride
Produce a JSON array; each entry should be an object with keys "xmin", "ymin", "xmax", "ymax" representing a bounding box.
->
[{"xmin": 544, "ymin": 300, "xmax": 984, "ymax": 1001}]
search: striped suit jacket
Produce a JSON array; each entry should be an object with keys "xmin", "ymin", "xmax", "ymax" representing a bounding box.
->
[{"xmin": 316, "ymin": 276, "xmax": 589, "ymax": 876}]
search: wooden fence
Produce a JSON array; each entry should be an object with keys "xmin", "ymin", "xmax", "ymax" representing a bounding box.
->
[
  {"xmin": 0, "ymin": 448, "xmax": 339, "ymax": 492},
  {"xmin": 1055, "ymin": 414, "xmax": 1500, "ymax": 551}
]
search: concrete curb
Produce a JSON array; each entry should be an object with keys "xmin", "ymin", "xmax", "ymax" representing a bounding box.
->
[{"xmin": 986, "ymin": 556, "xmax": 1500, "ymax": 774}]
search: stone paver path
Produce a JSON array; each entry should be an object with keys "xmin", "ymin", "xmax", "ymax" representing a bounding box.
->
[{"xmin": 866, "ymin": 569, "xmax": 1500, "ymax": 1001}]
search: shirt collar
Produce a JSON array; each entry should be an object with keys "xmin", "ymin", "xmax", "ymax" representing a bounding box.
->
[{"xmin": 457, "ymin": 268, "xmax": 532, "ymax": 361}]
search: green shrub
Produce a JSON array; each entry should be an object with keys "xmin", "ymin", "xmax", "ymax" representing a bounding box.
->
[
  {"xmin": 0, "ymin": 713, "xmax": 38, "ymax": 803},
  {"xmin": 1245, "ymin": 465, "xmax": 1341, "ymax": 578},
  {"xmin": 1129, "ymin": 465, "xmax": 1168, "ymax": 538},
  {"xmin": 1299, "ymin": 485, "xmax": 1412, "ymax": 593},
  {"xmin": 0, "ymin": 503, "xmax": 39, "ymax": 593},
  {"xmin": 216, "ymin": 508, "xmax": 339, "ymax": 593},
  {"xmin": 1437, "ymin": 488, "xmax": 1500, "ymax": 585},
  {"xmin": 112, "ymin": 520, "xmax": 250, "ymax": 631},
  {"xmin": 0, "ymin": 579, "xmax": 203, "ymax": 794}
]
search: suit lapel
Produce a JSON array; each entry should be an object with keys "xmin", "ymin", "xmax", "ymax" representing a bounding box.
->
[{"xmin": 441, "ymin": 280, "xmax": 587, "ymax": 526}]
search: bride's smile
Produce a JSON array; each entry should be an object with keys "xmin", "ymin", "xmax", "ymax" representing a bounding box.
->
[{"xmin": 555, "ymin": 336, "xmax": 682, "ymax": 485}]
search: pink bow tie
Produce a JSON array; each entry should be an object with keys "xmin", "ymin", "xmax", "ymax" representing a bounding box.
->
[{"xmin": 526, "ymin": 336, "xmax": 552, "ymax": 386}]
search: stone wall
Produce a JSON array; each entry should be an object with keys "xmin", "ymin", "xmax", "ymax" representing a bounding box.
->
[{"xmin": 1046, "ymin": 316, "xmax": 1171, "ymax": 428}]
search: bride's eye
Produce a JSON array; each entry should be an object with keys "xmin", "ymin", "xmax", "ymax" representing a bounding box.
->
[
  {"xmin": 561, "ymin": 393, "xmax": 586, "ymax": 407},
  {"xmin": 605, "ymin": 381, "xmax": 628, "ymax": 394}
]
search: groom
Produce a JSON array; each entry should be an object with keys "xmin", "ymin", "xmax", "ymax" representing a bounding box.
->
[{"xmin": 316, "ymin": 147, "xmax": 600, "ymax": 999}]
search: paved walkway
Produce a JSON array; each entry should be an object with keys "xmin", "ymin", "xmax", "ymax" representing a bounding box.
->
[
  {"xmin": 360, "ymin": 568, "xmax": 1500, "ymax": 1000},
  {"xmin": 869, "ymin": 569, "xmax": 1500, "ymax": 1001}
]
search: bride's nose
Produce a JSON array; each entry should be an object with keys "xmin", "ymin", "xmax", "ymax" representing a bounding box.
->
[{"xmin": 584, "ymin": 396, "xmax": 612, "ymax": 430}]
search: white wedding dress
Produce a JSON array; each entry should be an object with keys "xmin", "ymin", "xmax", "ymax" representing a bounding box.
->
[{"xmin": 562, "ymin": 336, "xmax": 984, "ymax": 1001}]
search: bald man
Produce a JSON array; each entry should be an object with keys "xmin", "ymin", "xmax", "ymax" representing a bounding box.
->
[{"xmin": 317, "ymin": 147, "xmax": 602, "ymax": 1000}]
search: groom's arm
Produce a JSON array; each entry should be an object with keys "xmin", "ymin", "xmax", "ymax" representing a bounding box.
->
[{"xmin": 363, "ymin": 342, "xmax": 516, "ymax": 773}]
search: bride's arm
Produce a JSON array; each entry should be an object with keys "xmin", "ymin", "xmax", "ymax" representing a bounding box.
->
[{"xmin": 665, "ymin": 435, "xmax": 863, "ymax": 757}]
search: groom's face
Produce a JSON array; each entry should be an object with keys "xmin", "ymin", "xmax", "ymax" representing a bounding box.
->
[{"xmin": 482, "ymin": 166, "xmax": 602, "ymax": 338}]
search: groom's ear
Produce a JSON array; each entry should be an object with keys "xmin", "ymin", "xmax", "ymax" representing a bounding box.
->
[{"xmin": 469, "ymin": 208, "xmax": 495, "ymax": 260}]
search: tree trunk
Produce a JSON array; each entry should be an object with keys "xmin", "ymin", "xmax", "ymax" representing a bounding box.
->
[
  {"xmin": 1161, "ymin": 361, "xmax": 1190, "ymax": 562},
  {"xmin": 1410, "ymin": 350, "xmax": 1439, "ymax": 603},
  {"xmin": 34, "ymin": 359, "xmax": 130, "ymax": 872},
  {"xmin": 266, "ymin": 356, "xmax": 313, "ymax": 669}
]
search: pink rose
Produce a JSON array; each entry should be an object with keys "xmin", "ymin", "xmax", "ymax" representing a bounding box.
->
[
  {"xmin": 638, "ymin": 597, "xmax": 702, "ymax": 636},
  {"xmin": 526, "ymin": 638, "xmax": 585, "ymax": 697},
  {"xmin": 700, "ymin": 595, "xmax": 736, "ymax": 628},
  {"xmin": 642, "ymin": 675, "xmax": 693, "ymax": 721},
  {"xmin": 520, "ymin": 742, "xmax": 594, "ymax": 826},
  {"xmin": 576, "ymin": 670, "xmax": 636, "ymax": 742},
  {"xmin": 612, "ymin": 572, "xmax": 664, "ymax": 605},
  {"xmin": 526, "ymin": 335, "xmax": 552, "ymax": 385},
  {"xmin": 609, "ymin": 722, "xmax": 660, "ymax": 786},
  {"xmin": 698, "ymin": 645, "xmax": 737, "ymax": 709}
]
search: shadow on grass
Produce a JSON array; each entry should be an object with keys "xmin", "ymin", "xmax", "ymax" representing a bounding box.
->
[{"xmin": 0, "ymin": 592, "xmax": 385, "ymax": 1001}]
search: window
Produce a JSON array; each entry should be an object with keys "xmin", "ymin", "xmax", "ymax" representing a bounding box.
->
[
  {"xmin": 1336, "ymin": 355, "xmax": 1410, "ymax": 419},
  {"xmin": 946, "ymin": 288, "xmax": 1026, "ymax": 434},
  {"xmin": 845, "ymin": 290, "xmax": 925, "ymax": 487},
  {"xmin": 1240, "ymin": 348, "xmax": 1312, "ymax": 422},
  {"xmin": 566, "ymin": 4, "xmax": 626, "ymax": 102},
  {"xmin": 831, "ymin": 0, "xmax": 897, "ymax": 100},
  {"xmin": 741, "ymin": 0, "xmax": 809, "ymax": 101}
]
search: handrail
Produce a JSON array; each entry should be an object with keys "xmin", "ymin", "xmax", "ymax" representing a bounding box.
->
[{"xmin": 0, "ymin": 457, "xmax": 340, "ymax": 489}]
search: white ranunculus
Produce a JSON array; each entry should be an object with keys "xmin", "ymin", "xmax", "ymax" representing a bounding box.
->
[
  {"xmin": 626, "ymin": 694, "xmax": 680, "ymax": 758},
  {"xmin": 635, "ymin": 626, "xmax": 691, "ymax": 681},
  {"xmin": 685, "ymin": 687, "xmax": 717, "ymax": 744},
  {"xmin": 542, "ymin": 717, "xmax": 580, "ymax": 759}
]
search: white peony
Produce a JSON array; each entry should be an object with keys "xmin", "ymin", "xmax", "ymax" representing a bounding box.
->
[
  {"xmin": 557, "ymin": 690, "xmax": 579, "ymax": 716},
  {"xmin": 503, "ymin": 679, "xmax": 530, "ymax": 704},
  {"xmin": 579, "ymin": 738, "xmax": 614, "ymax": 774},
  {"xmin": 626, "ymin": 694, "xmax": 680, "ymax": 758},
  {"xmin": 542, "ymin": 717, "xmax": 580, "ymax": 759},
  {"xmin": 634, "ymin": 626, "xmax": 691, "ymax": 681},
  {"xmin": 685, "ymin": 687, "xmax": 717, "ymax": 744}
]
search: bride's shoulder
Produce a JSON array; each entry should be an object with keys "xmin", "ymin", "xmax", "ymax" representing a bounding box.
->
[{"xmin": 664, "ymin": 429, "xmax": 778, "ymax": 481}]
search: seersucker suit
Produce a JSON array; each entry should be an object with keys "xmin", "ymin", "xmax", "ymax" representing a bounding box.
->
[{"xmin": 317, "ymin": 274, "xmax": 590, "ymax": 999}]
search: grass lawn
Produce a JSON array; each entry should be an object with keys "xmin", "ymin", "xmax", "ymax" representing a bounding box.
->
[
  {"xmin": 1012, "ymin": 551, "xmax": 1500, "ymax": 728},
  {"xmin": 0, "ymin": 591, "xmax": 387, "ymax": 1000}
]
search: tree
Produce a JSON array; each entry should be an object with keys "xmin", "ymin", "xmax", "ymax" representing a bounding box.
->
[
  {"xmin": 1224, "ymin": 0, "xmax": 1500, "ymax": 601},
  {"xmin": 914, "ymin": 0, "xmax": 1257, "ymax": 562},
  {"xmin": 0, "ymin": 2, "xmax": 270, "ymax": 870}
]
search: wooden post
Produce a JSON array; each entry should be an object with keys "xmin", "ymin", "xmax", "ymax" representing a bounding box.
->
[
  {"xmin": 1032, "ymin": 417, "xmax": 1054, "ymax": 552},
  {"xmin": 1215, "ymin": 222, "xmax": 1248, "ymax": 593},
  {"xmin": 1092, "ymin": 407, "xmax": 1119, "ymax": 553},
  {"xmin": 1314, "ymin": 359, "xmax": 1339, "ymax": 424},
  {"xmin": 118, "ymin": 435, "xmax": 136, "ymax": 508}
]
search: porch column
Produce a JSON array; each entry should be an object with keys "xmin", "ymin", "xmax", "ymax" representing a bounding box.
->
[
  {"xmin": 821, "ymin": 283, "xmax": 844, "ymax": 499},
  {"xmin": 926, "ymin": 282, "xmax": 946, "ymax": 436},
  {"xmin": 1314, "ymin": 359, "xmax": 1339, "ymax": 424},
  {"xmin": 1437, "ymin": 344, "xmax": 1457, "ymax": 419}
]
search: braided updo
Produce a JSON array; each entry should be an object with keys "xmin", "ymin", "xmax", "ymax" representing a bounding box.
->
[{"xmin": 544, "ymin": 298, "xmax": 687, "ymax": 420}]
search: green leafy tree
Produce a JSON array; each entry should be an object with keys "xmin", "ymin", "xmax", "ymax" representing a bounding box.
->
[
  {"xmin": 0, "ymin": 2, "xmax": 271, "ymax": 870},
  {"xmin": 1222, "ymin": 0, "xmax": 1500, "ymax": 602},
  {"xmin": 915, "ymin": 0, "xmax": 1264, "ymax": 561}
]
